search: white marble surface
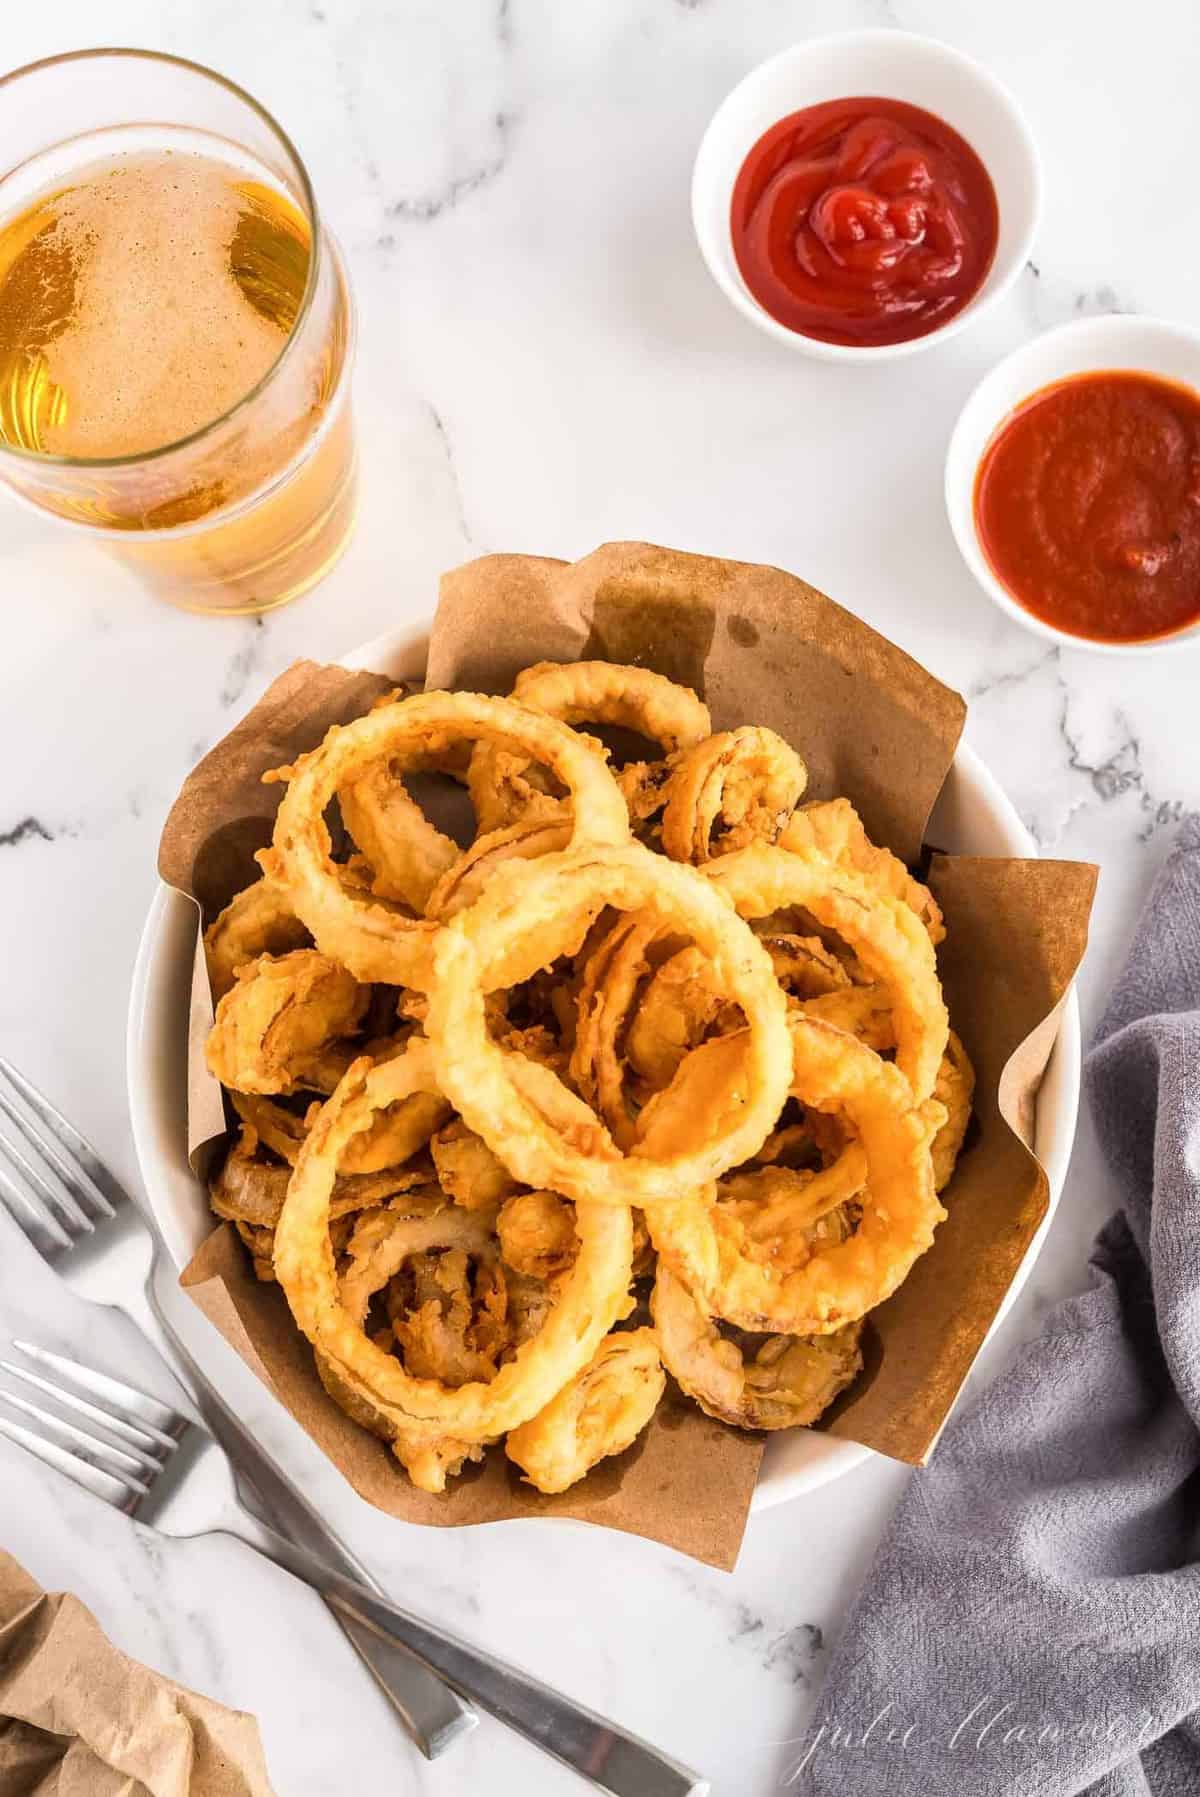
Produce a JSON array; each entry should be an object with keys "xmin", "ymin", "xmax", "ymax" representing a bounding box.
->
[{"xmin": 1, "ymin": 3, "xmax": 1199, "ymax": 1793}]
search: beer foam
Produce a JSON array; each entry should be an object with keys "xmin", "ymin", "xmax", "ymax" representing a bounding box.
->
[{"xmin": 41, "ymin": 152, "xmax": 294, "ymax": 458}]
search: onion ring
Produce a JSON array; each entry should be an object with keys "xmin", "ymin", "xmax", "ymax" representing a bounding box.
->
[
  {"xmin": 205, "ymin": 951, "xmax": 368, "ymax": 1097},
  {"xmin": 339, "ymin": 762, "xmax": 460, "ymax": 912},
  {"xmin": 263, "ymin": 691, "xmax": 630, "ymax": 987},
  {"xmin": 569, "ymin": 912, "xmax": 664, "ymax": 1147},
  {"xmin": 426, "ymin": 843, "xmax": 793, "ymax": 1207},
  {"xmin": 228, "ymin": 1087, "xmax": 449, "ymax": 1178},
  {"xmin": 497, "ymin": 1189, "xmax": 578, "ymax": 1281},
  {"xmin": 204, "ymin": 876, "xmax": 311, "ymax": 1001},
  {"xmin": 274, "ymin": 1039, "xmax": 634, "ymax": 1438},
  {"xmin": 661, "ymin": 726, "xmax": 807, "ymax": 863},
  {"xmin": 469, "ymin": 661, "xmax": 711, "ymax": 833},
  {"xmin": 214, "ymin": 1115, "xmax": 442, "ymax": 1223},
  {"xmin": 648, "ymin": 1018, "xmax": 945, "ymax": 1334},
  {"xmin": 505, "ymin": 1328, "xmax": 665, "ymax": 1494},
  {"xmin": 337, "ymin": 1205, "xmax": 499, "ymax": 1347},
  {"xmin": 931, "ymin": 1029, "xmax": 975, "ymax": 1192},
  {"xmin": 704, "ymin": 842, "xmax": 948, "ymax": 1103},
  {"xmin": 652, "ymin": 1267, "xmax": 863, "ymax": 1430},
  {"xmin": 779, "ymin": 798, "xmax": 944, "ymax": 945},
  {"xmin": 424, "ymin": 816, "xmax": 572, "ymax": 922}
]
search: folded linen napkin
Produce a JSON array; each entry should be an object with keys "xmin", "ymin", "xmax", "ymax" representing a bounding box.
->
[{"xmin": 790, "ymin": 816, "xmax": 1200, "ymax": 1797}]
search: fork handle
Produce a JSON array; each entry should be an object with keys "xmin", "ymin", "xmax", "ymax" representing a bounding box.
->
[
  {"xmin": 121, "ymin": 1275, "xmax": 476, "ymax": 1760},
  {"xmin": 214, "ymin": 1514, "xmax": 707, "ymax": 1797}
]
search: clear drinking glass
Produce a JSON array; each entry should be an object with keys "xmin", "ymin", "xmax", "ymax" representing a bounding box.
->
[{"xmin": 0, "ymin": 49, "xmax": 356, "ymax": 614}]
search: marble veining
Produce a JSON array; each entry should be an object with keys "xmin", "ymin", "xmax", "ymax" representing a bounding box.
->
[{"xmin": 2, "ymin": 4, "xmax": 1199, "ymax": 1793}]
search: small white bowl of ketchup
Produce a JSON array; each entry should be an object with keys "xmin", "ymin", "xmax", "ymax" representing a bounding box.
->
[
  {"xmin": 692, "ymin": 30, "xmax": 1040, "ymax": 360},
  {"xmin": 947, "ymin": 316, "xmax": 1200, "ymax": 653}
]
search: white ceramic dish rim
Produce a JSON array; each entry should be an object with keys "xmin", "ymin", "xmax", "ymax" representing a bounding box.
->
[
  {"xmin": 945, "ymin": 314, "xmax": 1200, "ymax": 657},
  {"xmin": 691, "ymin": 28, "xmax": 1042, "ymax": 364},
  {"xmin": 127, "ymin": 622, "xmax": 1081, "ymax": 1514}
]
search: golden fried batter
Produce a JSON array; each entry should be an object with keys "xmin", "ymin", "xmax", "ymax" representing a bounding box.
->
[
  {"xmin": 506, "ymin": 1328, "xmax": 664, "ymax": 1494},
  {"xmin": 205, "ymin": 950, "xmax": 368, "ymax": 1096}
]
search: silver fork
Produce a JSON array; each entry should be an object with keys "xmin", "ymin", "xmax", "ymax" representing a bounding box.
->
[
  {"xmin": 0, "ymin": 1061, "xmax": 708, "ymax": 1797},
  {"xmin": 0, "ymin": 1056, "xmax": 475, "ymax": 1761}
]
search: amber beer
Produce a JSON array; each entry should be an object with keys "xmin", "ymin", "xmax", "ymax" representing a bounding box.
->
[{"xmin": 0, "ymin": 52, "xmax": 356, "ymax": 613}]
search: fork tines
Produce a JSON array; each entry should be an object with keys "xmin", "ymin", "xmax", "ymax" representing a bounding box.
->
[
  {"xmin": 0, "ymin": 1057, "xmax": 120, "ymax": 1254},
  {"xmin": 0, "ymin": 1339, "xmax": 188, "ymax": 1514}
]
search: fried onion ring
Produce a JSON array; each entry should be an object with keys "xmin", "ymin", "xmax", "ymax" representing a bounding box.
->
[
  {"xmin": 212, "ymin": 1121, "xmax": 442, "ymax": 1226},
  {"xmin": 338, "ymin": 1205, "xmax": 496, "ymax": 1330},
  {"xmin": 469, "ymin": 661, "xmax": 711, "ymax": 833},
  {"xmin": 263, "ymin": 691, "xmax": 630, "ymax": 987},
  {"xmin": 427, "ymin": 844, "xmax": 793, "ymax": 1207},
  {"xmin": 204, "ymin": 877, "xmax": 311, "ymax": 1001},
  {"xmin": 339, "ymin": 761, "xmax": 460, "ymax": 912},
  {"xmin": 652, "ymin": 1267, "xmax": 863, "ymax": 1429},
  {"xmin": 569, "ymin": 912, "xmax": 664, "ymax": 1147},
  {"xmin": 780, "ymin": 798, "xmax": 944, "ymax": 945},
  {"xmin": 205, "ymin": 951, "xmax": 368, "ymax": 1096},
  {"xmin": 505, "ymin": 1328, "xmax": 665, "ymax": 1493},
  {"xmin": 229, "ymin": 1087, "xmax": 449, "ymax": 1177},
  {"xmin": 931, "ymin": 1029, "xmax": 975, "ymax": 1192},
  {"xmin": 424, "ymin": 816, "xmax": 572, "ymax": 921},
  {"xmin": 648, "ymin": 1018, "xmax": 945, "ymax": 1334},
  {"xmin": 705, "ymin": 842, "xmax": 948, "ymax": 1103},
  {"xmin": 661, "ymin": 726, "xmax": 807, "ymax": 863},
  {"xmin": 274, "ymin": 1039, "xmax": 634, "ymax": 1438},
  {"xmin": 497, "ymin": 1189, "xmax": 578, "ymax": 1281}
]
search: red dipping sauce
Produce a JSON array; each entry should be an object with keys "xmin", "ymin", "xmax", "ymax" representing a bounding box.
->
[
  {"xmin": 974, "ymin": 371, "xmax": 1200, "ymax": 645},
  {"xmin": 731, "ymin": 98, "xmax": 998, "ymax": 348}
]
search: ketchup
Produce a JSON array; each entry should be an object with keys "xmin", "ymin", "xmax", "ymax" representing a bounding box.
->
[
  {"xmin": 974, "ymin": 371, "xmax": 1200, "ymax": 645},
  {"xmin": 731, "ymin": 98, "xmax": 998, "ymax": 348}
]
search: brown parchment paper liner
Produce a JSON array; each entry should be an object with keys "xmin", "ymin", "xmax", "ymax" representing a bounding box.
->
[
  {"xmin": 0, "ymin": 1551, "xmax": 274, "ymax": 1796},
  {"xmin": 158, "ymin": 542, "xmax": 1096, "ymax": 1571}
]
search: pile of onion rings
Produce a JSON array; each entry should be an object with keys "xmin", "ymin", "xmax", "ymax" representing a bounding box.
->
[{"xmin": 203, "ymin": 662, "xmax": 972, "ymax": 1494}]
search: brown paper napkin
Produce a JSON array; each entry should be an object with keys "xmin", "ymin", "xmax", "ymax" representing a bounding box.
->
[{"xmin": 0, "ymin": 1553, "xmax": 274, "ymax": 1797}]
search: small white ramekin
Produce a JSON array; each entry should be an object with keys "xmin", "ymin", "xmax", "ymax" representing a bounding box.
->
[
  {"xmin": 946, "ymin": 315, "xmax": 1200, "ymax": 656},
  {"xmin": 692, "ymin": 29, "xmax": 1041, "ymax": 363}
]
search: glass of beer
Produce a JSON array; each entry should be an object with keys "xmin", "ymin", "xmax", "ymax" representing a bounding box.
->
[{"xmin": 0, "ymin": 49, "xmax": 356, "ymax": 613}]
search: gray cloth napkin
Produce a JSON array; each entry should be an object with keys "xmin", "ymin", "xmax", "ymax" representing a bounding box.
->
[{"xmin": 791, "ymin": 816, "xmax": 1200, "ymax": 1797}]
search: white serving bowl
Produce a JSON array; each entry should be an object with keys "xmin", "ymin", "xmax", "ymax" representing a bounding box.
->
[
  {"xmin": 127, "ymin": 623, "xmax": 1080, "ymax": 1511},
  {"xmin": 946, "ymin": 314, "xmax": 1200, "ymax": 655},
  {"xmin": 692, "ymin": 29, "xmax": 1041, "ymax": 363}
]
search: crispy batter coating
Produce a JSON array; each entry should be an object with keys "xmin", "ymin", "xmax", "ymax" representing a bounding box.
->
[
  {"xmin": 497, "ymin": 1190, "xmax": 578, "ymax": 1280},
  {"xmin": 652, "ymin": 1267, "xmax": 863, "ymax": 1429},
  {"xmin": 506, "ymin": 1328, "xmax": 665, "ymax": 1494},
  {"xmin": 211, "ymin": 1122, "xmax": 442, "ymax": 1229},
  {"xmin": 426, "ymin": 817, "xmax": 572, "ymax": 921},
  {"xmin": 430, "ymin": 1118, "xmax": 520, "ymax": 1209},
  {"xmin": 264, "ymin": 690, "xmax": 630, "ymax": 987},
  {"xmin": 469, "ymin": 661, "xmax": 711, "ymax": 834},
  {"xmin": 229, "ymin": 1084, "xmax": 449, "ymax": 1177},
  {"xmin": 780, "ymin": 798, "xmax": 944, "ymax": 945},
  {"xmin": 705, "ymin": 841, "xmax": 948, "ymax": 1104},
  {"xmin": 205, "ymin": 950, "xmax": 369, "ymax": 1096},
  {"xmin": 623, "ymin": 943, "xmax": 738, "ymax": 1090},
  {"xmin": 647, "ymin": 1020, "xmax": 946, "ymax": 1335},
  {"xmin": 339, "ymin": 757, "xmax": 460, "ymax": 912},
  {"xmin": 204, "ymin": 876, "xmax": 311, "ymax": 1001},
  {"xmin": 570, "ymin": 912, "xmax": 662, "ymax": 1147},
  {"xmin": 931, "ymin": 1029, "xmax": 975, "ymax": 1192},
  {"xmin": 662, "ymin": 726, "xmax": 807, "ymax": 863}
]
